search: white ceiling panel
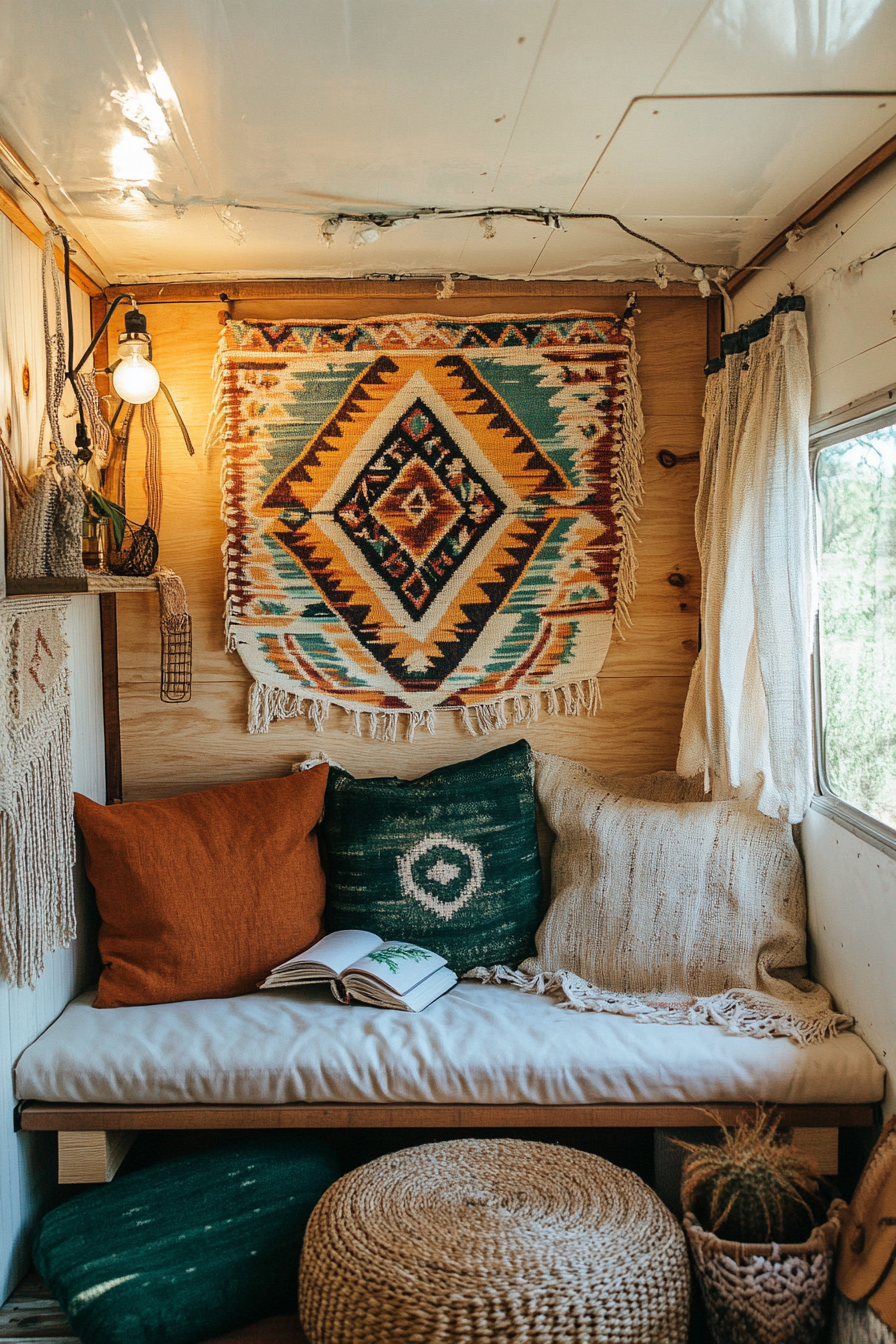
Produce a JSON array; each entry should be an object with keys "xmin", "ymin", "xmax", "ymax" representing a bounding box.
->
[
  {"xmin": 1, "ymin": 0, "xmax": 894, "ymax": 282},
  {"xmin": 658, "ymin": 0, "xmax": 896, "ymax": 94},
  {"xmin": 0, "ymin": 0, "xmax": 557, "ymax": 210},
  {"xmin": 574, "ymin": 95, "xmax": 895, "ymax": 219},
  {"xmin": 481, "ymin": 0, "xmax": 708, "ymax": 209},
  {"xmin": 530, "ymin": 218, "xmax": 743, "ymax": 279}
]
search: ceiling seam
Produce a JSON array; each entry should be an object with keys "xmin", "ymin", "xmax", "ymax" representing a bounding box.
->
[
  {"xmin": 649, "ymin": 0, "xmax": 716, "ymax": 96},
  {"xmin": 489, "ymin": 0, "xmax": 561, "ymax": 200},
  {"xmin": 525, "ymin": 224, "xmax": 558, "ymax": 278},
  {"xmin": 562, "ymin": 0, "xmax": 716, "ymax": 219}
]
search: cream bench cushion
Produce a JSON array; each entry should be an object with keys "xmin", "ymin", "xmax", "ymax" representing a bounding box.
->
[{"xmin": 15, "ymin": 983, "xmax": 884, "ymax": 1109}]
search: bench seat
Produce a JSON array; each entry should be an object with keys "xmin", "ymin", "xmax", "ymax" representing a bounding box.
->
[{"xmin": 15, "ymin": 982, "xmax": 884, "ymax": 1110}]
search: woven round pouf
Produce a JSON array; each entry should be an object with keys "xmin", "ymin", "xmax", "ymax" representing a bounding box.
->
[{"xmin": 299, "ymin": 1137, "xmax": 689, "ymax": 1344}]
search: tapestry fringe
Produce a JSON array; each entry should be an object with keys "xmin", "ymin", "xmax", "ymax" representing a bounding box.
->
[
  {"xmin": 0, "ymin": 638, "xmax": 76, "ymax": 989},
  {"xmin": 465, "ymin": 965, "xmax": 853, "ymax": 1048},
  {"xmin": 246, "ymin": 677, "xmax": 601, "ymax": 739},
  {"xmin": 203, "ymin": 348, "xmax": 227, "ymax": 456},
  {"xmin": 611, "ymin": 321, "xmax": 645, "ymax": 633}
]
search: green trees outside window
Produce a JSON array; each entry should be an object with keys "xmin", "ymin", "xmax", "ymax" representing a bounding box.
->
[{"xmin": 816, "ymin": 422, "xmax": 896, "ymax": 829}]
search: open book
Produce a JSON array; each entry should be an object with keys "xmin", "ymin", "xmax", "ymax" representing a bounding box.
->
[{"xmin": 259, "ymin": 929, "xmax": 457, "ymax": 1011}]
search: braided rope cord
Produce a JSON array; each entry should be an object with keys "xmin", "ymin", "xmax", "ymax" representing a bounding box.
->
[{"xmin": 140, "ymin": 399, "xmax": 163, "ymax": 534}]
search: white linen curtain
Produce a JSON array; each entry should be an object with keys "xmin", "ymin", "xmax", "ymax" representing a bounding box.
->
[{"xmin": 677, "ymin": 296, "xmax": 816, "ymax": 823}]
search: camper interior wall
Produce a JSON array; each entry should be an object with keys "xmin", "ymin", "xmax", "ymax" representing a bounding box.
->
[
  {"xmin": 0, "ymin": 212, "xmax": 105, "ymax": 1298},
  {"xmin": 732, "ymin": 155, "xmax": 896, "ymax": 1119}
]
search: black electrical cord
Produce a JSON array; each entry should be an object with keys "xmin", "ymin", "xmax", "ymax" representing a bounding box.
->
[
  {"xmin": 139, "ymin": 189, "xmax": 727, "ymax": 271},
  {"xmin": 73, "ymin": 293, "xmax": 132, "ymax": 375},
  {"xmin": 61, "ymin": 233, "xmax": 92, "ymax": 460},
  {"xmin": 59, "ymin": 229, "xmax": 135, "ymax": 462}
]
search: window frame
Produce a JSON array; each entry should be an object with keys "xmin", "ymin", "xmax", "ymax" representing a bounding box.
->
[{"xmin": 810, "ymin": 385, "xmax": 896, "ymax": 859}]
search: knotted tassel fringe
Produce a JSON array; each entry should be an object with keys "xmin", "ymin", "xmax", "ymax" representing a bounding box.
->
[
  {"xmin": 465, "ymin": 965, "xmax": 853, "ymax": 1047},
  {"xmin": 246, "ymin": 678, "xmax": 602, "ymax": 739}
]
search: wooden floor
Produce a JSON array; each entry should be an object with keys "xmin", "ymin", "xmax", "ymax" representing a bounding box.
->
[{"xmin": 0, "ymin": 1273, "xmax": 307, "ymax": 1343}]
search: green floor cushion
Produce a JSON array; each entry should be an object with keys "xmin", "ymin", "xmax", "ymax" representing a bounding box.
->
[
  {"xmin": 33, "ymin": 1136, "xmax": 343, "ymax": 1344},
  {"xmin": 320, "ymin": 739, "xmax": 544, "ymax": 974}
]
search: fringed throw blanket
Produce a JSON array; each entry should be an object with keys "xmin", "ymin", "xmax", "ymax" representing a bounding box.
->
[
  {"xmin": 467, "ymin": 965, "xmax": 851, "ymax": 1047},
  {"xmin": 207, "ymin": 311, "xmax": 644, "ymax": 739},
  {"xmin": 0, "ymin": 598, "xmax": 76, "ymax": 986},
  {"xmin": 467, "ymin": 751, "xmax": 852, "ymax": 1046}
]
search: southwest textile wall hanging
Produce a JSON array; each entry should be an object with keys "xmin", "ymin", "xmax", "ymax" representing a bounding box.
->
[
  {"xmin": 0, "ymin": 597, "xmax": 76, "ymax": 987},
  {"xmin": 207, "ymin": 310, "xmax": 644, "ymax": 739}
]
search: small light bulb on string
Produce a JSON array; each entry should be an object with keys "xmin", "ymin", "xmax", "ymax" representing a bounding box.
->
[
  {"xmin": 319, "ymin": 217, "xmax": 339, "ymax": 247},
  {"xmin": 112, "ymin": 306, "xmax": 160, "ymax": 405},
  {"xmin": 219, "ymin": 206, "xmax": 245, "ymax": 246},
  {"xmin": 436, "ymin": 273, "xmax": 455, "ymax": 300},
  {"xmin": 785, "ymin": 225, "xmax": 808, "ymax": 252},
  {"xmin": 481, "ymin": 216, "xmax": 496, "ymax": 241},
  {"xmin": 692, "ymin": 266, "xmax": 712, "ymax": 298}
]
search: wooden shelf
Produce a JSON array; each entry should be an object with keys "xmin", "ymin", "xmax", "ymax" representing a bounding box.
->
[{"xmin": 5, "ymin": 571, "xmax": 160, "ymax": 596}]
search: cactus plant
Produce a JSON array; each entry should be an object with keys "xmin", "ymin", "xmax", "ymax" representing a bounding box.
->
[{"xmin": 679, "ymin": 1108, "xmax": 829, "ymax": 1244}]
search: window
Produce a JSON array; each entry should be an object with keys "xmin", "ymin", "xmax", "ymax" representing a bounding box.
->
[{"xmin": 813, "ymin": 403, "xmax": 896, "ymax": 838}]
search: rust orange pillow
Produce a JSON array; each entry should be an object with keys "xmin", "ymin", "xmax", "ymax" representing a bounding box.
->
[{"xmin": 75, "ymin": 767, "xmax": 329, "ymax": 1008}]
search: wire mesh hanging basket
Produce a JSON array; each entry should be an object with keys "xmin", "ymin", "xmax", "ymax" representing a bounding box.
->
[{"xmin": 107, "ymin": 518, "xmax": 159, "ymax": 577}]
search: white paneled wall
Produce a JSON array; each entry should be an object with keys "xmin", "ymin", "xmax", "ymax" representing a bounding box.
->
[
  {"xmin": 0, "ymin": 212, "xmax": 105, "ymax": 1297},
  {"xmin": 804, "ymin": 810, "xmax": 896, "ymax": 1117},
  {"xmin": 731, "ymin": 157, "xmax": 896, "ymax": 422},
  {"xmin": 733, "ymin": 159, "xmax": 896, "ymax": 1115},
  {"xmin": 0, "ymin": 214, "xmax": 90, "ymax": 477}
]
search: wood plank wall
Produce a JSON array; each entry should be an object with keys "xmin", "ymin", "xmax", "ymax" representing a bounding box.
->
[{"xmin": 107, "ymin": 287, "xmax": 709, "ymax": 799}]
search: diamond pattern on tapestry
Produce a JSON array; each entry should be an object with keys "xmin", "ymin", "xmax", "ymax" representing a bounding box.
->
[
  {"xmin": 208, "ymin": 312, "xmax": 644, "ymax": 738},
  {"xmin": 327, "ymin": 396, "xmax": 504, "ymax": 620}
]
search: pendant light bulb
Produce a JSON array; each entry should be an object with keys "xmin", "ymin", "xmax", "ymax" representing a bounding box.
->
[{"xmin": 113, "ymin": 306, "xmax": 160, "ymax": 405}]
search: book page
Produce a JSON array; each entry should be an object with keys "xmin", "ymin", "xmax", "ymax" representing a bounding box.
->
[
  {"xmin": 345, "ymin": 965, "xmax": 457, "ymax": 1012},
  {"xmin": 269, "ymin": 929, "xmax": 382, "ymax": 977},
  {"xmin": 345, "ymin": 941, "xmax": 446, "ymax": 995}
]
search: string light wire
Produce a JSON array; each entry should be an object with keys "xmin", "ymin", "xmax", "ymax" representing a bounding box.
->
[{"xmin": 136, "ymin": 189, "xmax": 726, "ymax": 273}]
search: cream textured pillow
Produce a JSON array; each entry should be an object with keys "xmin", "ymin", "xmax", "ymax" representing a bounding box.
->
[
  {"xmin": 533, "ymin": 751, "xmax": 806, "ymax": 997},
  {"xmin": 470, "ymin": 752, "xmax": 850, "ymax": 1044}
]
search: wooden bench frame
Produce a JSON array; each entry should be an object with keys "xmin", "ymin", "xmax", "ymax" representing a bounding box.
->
[{"xmin": 18, "ymin": 1101, "xmax": 876, "ymax": 1184}]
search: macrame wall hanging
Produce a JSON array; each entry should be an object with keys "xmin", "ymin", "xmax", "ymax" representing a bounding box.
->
[
  {"xmin": 206, "ymin": 307, "xmax": 644, "ymax": 740},
  {"xmin": 0, "ymin": 596, "xmax": 76, "ymax": 987}
]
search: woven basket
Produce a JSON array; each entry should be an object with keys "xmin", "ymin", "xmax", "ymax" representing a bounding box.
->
[
  {"xmin": 299, "ymin": 1137, "xmax": 689, "ymax": 1344},
  {"xmin": 684, "ymin": 1199, "xmax": 847, "ymax": 1344}
]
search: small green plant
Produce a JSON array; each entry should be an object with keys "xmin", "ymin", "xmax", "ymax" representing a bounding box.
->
[
  {"xmin": 367, "ymin": 946, "xmax": 432, "ymax": 975},
  {"xmin": 679, "ymin": 1108, "xmax": 827, "ymax": 1244},
  {"xmin": 84, "ymin": 488, "xmax": 127, "ymax": 547}
]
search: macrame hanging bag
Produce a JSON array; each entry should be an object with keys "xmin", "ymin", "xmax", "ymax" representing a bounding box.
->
[{"xmin": 5, "ymin": 232, "xmax": 99, "ymax": 580}]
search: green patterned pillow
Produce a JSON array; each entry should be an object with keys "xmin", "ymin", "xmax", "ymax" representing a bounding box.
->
[
  {"xmin": 320, "ymin": 740, "xmax": 543, "ymax": 974},
  {"xmin": 33, "ymin": 1137, "xmax": 342, "ymax": 1344}
]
